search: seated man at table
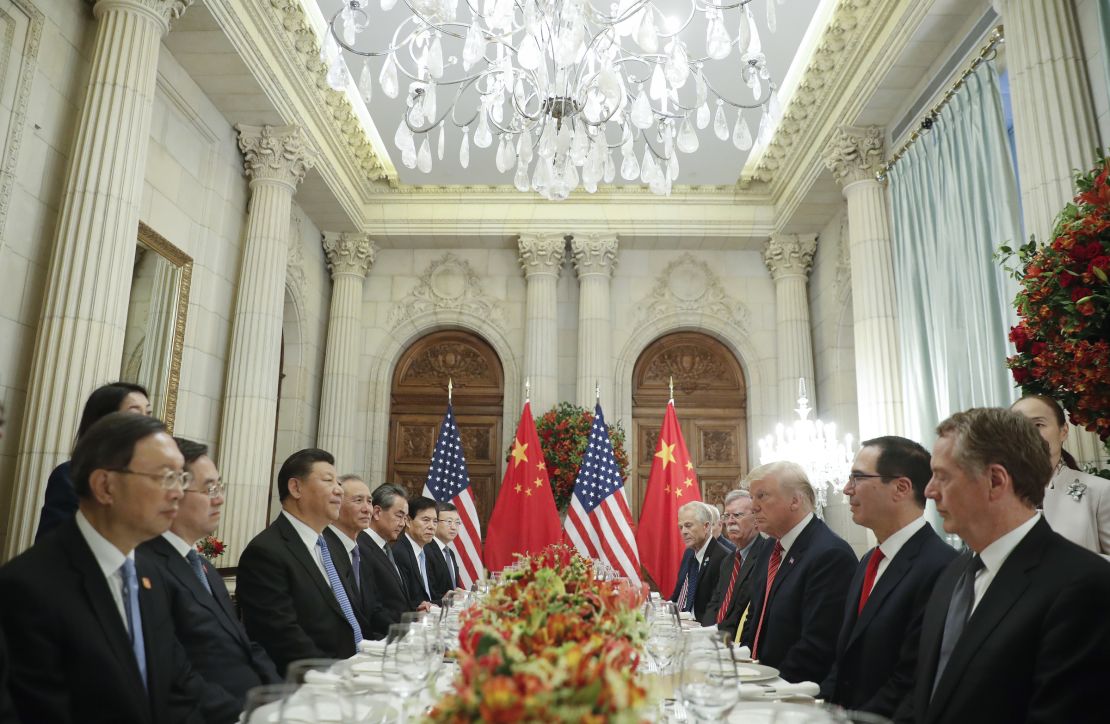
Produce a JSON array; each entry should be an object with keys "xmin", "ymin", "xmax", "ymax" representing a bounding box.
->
[
  {"xmin": 670, "ymin": 501, "xmax": 730, "ymax": 621},
  {"xmin": 393, "ymin": 496, "xmax": 450, "ymax": 608},
  {"xmin": 237, "ymin": 449, "xmax": 364, "ymax": 675},
  {"xmin": 820, "ymin": 436, "xmax": 956, "ymax": 716},
  {"xmin": 361, "ymin": 483, "xmax": 420, "ymax": 636},
  {"xmin": 324, "ymin": 474, "xmax": 385, "ymax": 637},
  {"xmin": 0, "ymin": 413, "xmax": 205, "ymax": 723},
  {"xmin": 138, "ymin": 438, "xmax": 280, "ymax": 721},
  {"xmin": 741, "ymin": 462, "xmax": 857, "ymax": 684},
  {"xmin": 703, "ymin": 488, "xmax": 768, "ymax": 634},
  {"xmin": 428, "ymin": 502, "xmax": 465, "ymax": 595}
]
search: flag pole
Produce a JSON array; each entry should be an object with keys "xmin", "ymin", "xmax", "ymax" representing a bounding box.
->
[
  {"xmin": 448, "ymin": 377, "xmax": 453, "ymax": 404},
  {"xmin": 668, "ymin": 376, "xmax": 674, "ymax": 405},
  {"xmin": 595, "ymin": 380, "xmax": 600, "ymax": 405},
  {"xmin": 525, "ymin": 378, "xmax": 530, "ymax": 404}
]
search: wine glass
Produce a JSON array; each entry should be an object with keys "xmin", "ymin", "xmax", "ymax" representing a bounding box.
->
[
  {"xmin": 676, "ymin": 633, "xmax": 742, "ymax": 723},
  {"xmin": 382, "ymin": 623, "xmax": 436, "ymax": 724},
  {"xmin": 242, "ymin": 684, "xmax": 298, "ymax": 724}
]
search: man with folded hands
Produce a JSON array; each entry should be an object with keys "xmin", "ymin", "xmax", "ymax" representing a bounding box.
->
[{"xmin": 820, "ymin": 436, "xmax": 956, "ymax": 716}]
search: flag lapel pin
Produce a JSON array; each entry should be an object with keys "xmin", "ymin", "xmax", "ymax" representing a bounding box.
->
[{"xmin": 141, "ymin": 577, "xmax": 152, "ymax": 590}]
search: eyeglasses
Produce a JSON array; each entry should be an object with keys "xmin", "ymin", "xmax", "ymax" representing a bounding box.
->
[
  {"xmin": 438, "ymin": 518, "xmax": 462, "ymax": 527},
  {"xmin": 110, "ymin": 468, "xmax": 193, "ymax": 490},
  {"xmin": 846, "ymin": 472, "xmax": 887, "ymax": 486},
  {"xmin": 184, "ymin": 479, "xmax": 225, "ymax": 499},
  {"xmin": 721, "ymin": 512, "xmax": 751, "ymax": 521}
]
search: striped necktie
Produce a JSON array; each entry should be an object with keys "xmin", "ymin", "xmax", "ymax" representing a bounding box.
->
[
  {"xmin": 717, "ymin": 553, "xmax": 744, "ymax": 624},
  {"xmin": 316, "ymin": 536, "xmax": 363, "ymax": 646},
  {"xmin": 186, "ymin": 549, "xmax": 213, "ymax": 596},
  {"xmin": 751, "ymin": 541, "xmax": 784, "ymax": 660}
]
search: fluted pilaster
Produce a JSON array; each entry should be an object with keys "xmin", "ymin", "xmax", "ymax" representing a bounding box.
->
[
  {"xmin": 4, "ymin": 0, "xmax": 193, "ymax": 557},
  {"xmin": 219, "ymin": 124, "xmax": 315, "ymax": 565},
  {"xmin": 518, "ymin": 233, "xmax": 566, "ymax": 413},
  {"xmin": 822, "ymin": 126, "xmax": 903, "ymax": 440},
  {"xmin": 317, "ymin": 232, "xmax": 374, "ymax": 471},
  {"xmin": 571, "ymin": 234, "xmax": 618, "ymax": 412},
  {"xmin": 764, "ymin": 233, "xmax": 818, "ymax": 419}
]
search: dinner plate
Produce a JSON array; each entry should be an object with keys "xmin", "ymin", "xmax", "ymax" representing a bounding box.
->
[{"xmin": 736, "ymin": 663, "xmax": 780, "ymax": 683}]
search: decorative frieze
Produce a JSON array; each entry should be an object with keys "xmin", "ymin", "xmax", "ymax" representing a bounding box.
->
[
  {"xmin": 636, "ymin": 253, "xmax": 751, "ymax": 331},
  {"xmin": 389, "ymin": 253, "xmax": 504, "ymax": 328}
]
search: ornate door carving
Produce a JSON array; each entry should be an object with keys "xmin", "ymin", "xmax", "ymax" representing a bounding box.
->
[
  {"xmin": 387, "ymin": 330, "xmax": 504, "ymax": 530},
  {"xmin": 631, "ymin": 332, "xmax": 747, "ymax": 516}
]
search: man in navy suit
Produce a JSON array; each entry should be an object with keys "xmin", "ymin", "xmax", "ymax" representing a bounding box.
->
[
  {"xmin": 669, "ymin": 501, "xmax": 730, "ymax": 621},
  {"xmin": 820, "ymin": 436, "xmax": 957, "ymax": 715},
  {"xmin": 393, "ymin": 496, "xmax": 450, "ymax": 608},
  {"xmin": 740, "ymin": 461, "xmax": 857, "ymax": 683},
  {"xmin": 704, "ymin": 489, "xmax": 769, "ymax": 634},
  {"xmin": 138, "ymin": 438, "xmax": 279, "ymax": 722},
  {"xmin": 236, "ymin": 449, "xmax": 364, "ymax": 675},
  {"xmin": 0, "ymin": 413, "xmax": 204, "ymax": 723},
  {"xmin": 900, "ymin": 408, "xmax": 1110, "ymax": 724},
  {"xmin": 324, "ymin": 475, "xmax": 386, "ymax": 638},
  {"xmin": 361, "ymin": 484, "xmax": 422, "ymax": 636}
]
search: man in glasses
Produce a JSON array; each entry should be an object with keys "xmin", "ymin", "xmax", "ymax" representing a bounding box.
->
[
  {"xmin": 428, "ymin": 502, "xmax": 465, "ymax": 596},
  {"xmin": 138, "ymin": 437, "xmax": 279, "ymax": 721},
  {"xmin": 819, "ymin": 436, "xmax": 956, "ymax": 717},
  {"xmin": 703, "ymin": 488, "xmax": 768, "ymax": 634},
  {"xmin": 0, "ymin": 412, "xmax": 205, "ymax": 722}
]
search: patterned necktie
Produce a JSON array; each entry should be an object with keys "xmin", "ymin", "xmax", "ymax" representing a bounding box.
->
[
  {"xmin": 717, "ymin": 553, "xmax": 744, "ymax": 624},
  {"xmin": 418, "ymin": 548, "xmax": 430, "ymax": 599},
  {"xmin": 186, "ymin": 549, "xmax": 214, "ymax": 596},
  {"xmin": 677, "ymin": 555, "xmax": 698, "ymax": 612},
  {"xmin": 751, "ymin": 541, "xmax": 784, "ymax": 660},
  {"xmin": 316, "ymin": 536, "xmax": 363, "ymax": 646},
  {"xmin": 932, "ymin": 554, "xmax": 985, "ymax": 697},
  {"xmin": 350, "ymin": 545, "xmax": 361, "ymax": 595},
  {"xmin": 445, "ymin": 547, "xmax": 458, "ymax": 588},
  {"xmin": 857, "ymin": 548, "xmax": 885, "ymax": 615},
  {"xmin": 119, "ymin": 559, "xmax": 147, "ymax": 689}
]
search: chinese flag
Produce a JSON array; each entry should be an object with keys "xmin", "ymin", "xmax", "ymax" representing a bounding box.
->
[
  {"xmin": 484, "ymin": 402, "xmax": 562, "ymax": 572},
  {"xmin": 636, "ymin": 401, "xmax": 702, "ymax": 595}
]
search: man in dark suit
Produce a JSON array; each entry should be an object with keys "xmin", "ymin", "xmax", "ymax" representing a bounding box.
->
[
  {"xmin": 820, "ymin": 436, "xmax": 957, "ymax": 716},
  {"xmin": 393, "ymin": 496, "xmax": 451, "ymax": 607},
  {"xmin": 704, "ymin": 489, "xmax": 768, "ymax": 634},
  {"xmin": 0, "ymin": 413, "xmax": 204, "ymax": 723},
  {"xmin": 709, "ymin": 503, "xmax": 737, "ymax": 555},
  {"xmin": 324, "ymin": 475, "xmax": 385, "ymax": 637},
  {"xmin": 899, "ymin": 408, "xmax": 1110, "ymax": 724},
  {"xmin": 138, "ymin": 438, "xmax": 279, "ymax": 722},
  {"xmin": 669, "ymin": 501, "xmax": 730, "ymax": 621},
  {"xmin": 426, "ymin": 502, "xmax": 463, "ymax": 600},
  {"xmin": 237, "ymin": 449, "xmax": 364, "ymax": 675},
  {"xmin": 741, "ymin": 461, "xmax": 857, "ymax": 683},
  {"xmin": 360, "ymin": 483, "xmax": 421, "ymax": 636}
]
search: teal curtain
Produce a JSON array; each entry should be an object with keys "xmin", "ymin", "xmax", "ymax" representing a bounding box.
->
[
  {"xmin": 887, "ymin": 61, "xmax": 1022, "ymax": 447},
  {"xmin": 1100, "ymin": 0, "xmax": 1110, "ymax": 100}
]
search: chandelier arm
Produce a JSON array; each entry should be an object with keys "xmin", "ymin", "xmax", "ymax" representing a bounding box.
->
[
  {"xmin": 328, "ymin": 8, "xmax": 415, "ymax": 58},
  {"xmin": 701, "ymin": 76, "xmax": 774, "ymax": 110}
]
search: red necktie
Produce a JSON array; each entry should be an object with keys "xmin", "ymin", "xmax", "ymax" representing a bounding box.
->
[
  {"xmin": 751, "ymin": 541, "xmax": 783, "ymax": 660},
  {"xmin": 716, "ymin": 553, "xmax": 744, "ymax": 624},
  {"xmin": 857, "ymin": 548, "xmax": 885, "ymax": 615}
]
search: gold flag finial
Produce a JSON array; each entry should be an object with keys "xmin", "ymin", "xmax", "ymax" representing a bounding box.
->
[
  {"xmin": 525, "ymin": 378, "xmax": 531, "ymax": 404},
  {"xmin": 448, "ymin": 377, "xmax": 453, "ymax": 404},
  {"xmin": 595, "ymin": 381, "xmax": 600, "ymax": 404},
  {"xmin": 669, "ymin": 376, "xmax": 674, "ymax": 403}
]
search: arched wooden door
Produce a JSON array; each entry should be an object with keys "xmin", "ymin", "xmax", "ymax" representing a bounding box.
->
[
  {"xmin": 630, "ymin": 332, "xmax": 747, "ymax": 516},
  {"xmin": 387, "ymin": 330, "xmax": 504, "ymax": 530}
]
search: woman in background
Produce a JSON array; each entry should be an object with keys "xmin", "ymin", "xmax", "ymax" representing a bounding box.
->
[
  {"xmin": 34, "ymin": 382, "xmax": 150, "ymax": 542},
  {"xmin": 1011, "ymin": 394, "xmax": 1110, "ymax": 558}
]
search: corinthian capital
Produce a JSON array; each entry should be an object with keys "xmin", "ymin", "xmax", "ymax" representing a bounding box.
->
[
  {"xmin": 323, "ymin": 232, "xmax": 375, "ymax": 278},
  {"xmin": 822, "ymin": 126, "xmax": 885, "ymax": 186},
  {"xmin": 518, "ymin": 233, "xmax": 567, "ymax": 278},
  {"xmin": 236, "ymin": 124, "xmax": 316, "ymax": 188},
  {"xmin": 763, "ymin": 233, "xmax": 818, "ymax": 281},
  {"xmin": 570, "ymin": 234, "xmax": 619, "ymax": 279},
  {"xmin": 91, "ymin": 0, "xmax": 193, "ymax": 33}
]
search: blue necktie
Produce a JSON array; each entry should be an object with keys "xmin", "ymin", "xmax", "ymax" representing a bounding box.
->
[
  {"xmin": 316, "ymin": 536, "xmax": 362, "ymax": 646},
  {"xmin": 119, "ymin": 559, "xmax": 147, "ymax": 689},
  {"xmin": 186, "ymin": 549, "xmax": 213, "ymax": 596},
  {"xmin": 350, "ymin": 545, "xmax": 361, "ymax": 595},
  {"xmin": 678, "ymin": 556, "xmax": 698, "ymax": 612},
  {"xmin": 418, "ymin": 548, "xmax": 430, "ymax": 599}
]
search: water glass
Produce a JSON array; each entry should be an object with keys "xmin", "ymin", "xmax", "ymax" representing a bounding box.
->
[{"xmin": 677, "ymin": 635, "xmax": 742, "ymax": 723}]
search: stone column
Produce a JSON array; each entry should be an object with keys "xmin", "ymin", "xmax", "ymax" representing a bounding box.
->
[
  {"xmin": 571, "ymin": 234, "xmax": 619, "ymax": 412},
  {"xmin": 219, "ymin": 125, "xmax": 314, "ymax": 565},
  {"xmin": 317, "ymin": 232, "xmax": 375, "ymax": 472},
  {"xmin": 822, "ymin": 126, "xmax": 903, "ymax": 440},
  {"xmin": 4, "ymin": 0, "xmax": 192, "ymax": 557},
  {"xmin": 518, "ymin": 233, "xmax": 567, "ymax": 413},
  {"xmin": 763, "ymin": 233, "xmax": 818, "ymax": 419}
]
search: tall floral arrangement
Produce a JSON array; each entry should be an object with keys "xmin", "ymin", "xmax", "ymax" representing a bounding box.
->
[
  {"xmin": 428, "ymin": 544, "xmax": 648, "ymax": 723},
  {"xmin": 512, "ymin": 403, "xmax": 630, "ymax": 511},
  {"xmin": 1001, "ymin": 156, "xmax": 1110, "ymax": 445}
]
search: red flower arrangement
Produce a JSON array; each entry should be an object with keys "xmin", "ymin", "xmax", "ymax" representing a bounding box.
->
[
  {"xmin": 196, "ymin": 535, "xmax": 225, "ymax": 561},
  {"xmin": 1001, "ymin": 155, "xmax": 1110, "ymax": 444},
  {"xmin": 511, "ymin": 403, "xmax": 630, "ymax": 511}
]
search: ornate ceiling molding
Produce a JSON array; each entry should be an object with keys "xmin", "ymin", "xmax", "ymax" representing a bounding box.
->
[
  {"xmin": 635, "ymin": 253, "xmax": 751, "ymax": 331},
  {"xmin": 388, "ymin": 253, "xmax": 505, "ymax": 328}
]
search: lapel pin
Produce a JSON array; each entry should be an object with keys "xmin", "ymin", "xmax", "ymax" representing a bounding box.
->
[
  {"xmin": 141, "ymin": 577, "xmax": 152, "ymax": 590},
  {"xmin": 789, "ymin": 558, "xmax": 795, "ymax": 565}
]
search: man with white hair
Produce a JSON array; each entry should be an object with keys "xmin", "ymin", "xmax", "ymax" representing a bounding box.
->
[
  {"xmin": 707, "ymin": 502, "xmax": 737, "ymax": 554},
  {"xmin": 704, "ymin": 488, "xmax": 768, "ymax": 633},
  {"xmin": 669, "ymin": 500, "xmax": 730, "ymax": 621},
  {"xmin": 740, "ymin": 461, "xmax": 857, "ymax": 683}
]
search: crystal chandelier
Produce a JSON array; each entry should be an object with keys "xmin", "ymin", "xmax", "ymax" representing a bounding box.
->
[
  {"xmin": 758, "ymin": 378, "xmax": 854, "ymax": 515},
  {"xmin": 321, "ymin": 0, "xmax": 786, "ymax": 200}
]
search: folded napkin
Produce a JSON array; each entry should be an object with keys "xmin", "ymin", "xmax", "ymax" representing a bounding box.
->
[
  {"xmin": 734, "ymin": 646, "xmax": 751, "ymax": 660},
  {"xmin": 678, "ymin": 611, "xmax": 696, "ymax": 621},
  {"xmin": 302, "ymin": 670, "xmax": 343, "ymax": 687},
  {"xmin": 741, "ymin": 680, "xmax": 820, "ymax": 700},
  {"xmin": 358, "ymin": 639, "xmax": 387, "ymax": 656}
]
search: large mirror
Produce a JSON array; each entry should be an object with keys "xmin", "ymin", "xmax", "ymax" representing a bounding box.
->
[{"xmin": 120, "ymin": 222, "xmax": 192, "ymax": 431}]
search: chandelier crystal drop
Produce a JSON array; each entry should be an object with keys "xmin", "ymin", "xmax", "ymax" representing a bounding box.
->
[
  {"xmin": 758, "ymin": 378, "xmax": 854, "ymax": 515},
  {"xmin": 323, "ymin": 0, "xmax": 786, "ymax": 200}
]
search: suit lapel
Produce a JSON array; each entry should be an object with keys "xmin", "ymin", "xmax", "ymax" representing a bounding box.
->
[
  {"xmin": 769, "ymin": 518, "xmax": 820, "ymax": 602},
  {"xmin": 362, "ymin": 534, "xmax": 405, "ymax": 589},
  {"xmin": 847, "ymin": 532, "xmax": 926, "ymax": 649},
  {"xmin": 275, "ymin": 516, "xmax": 344, "ymax": 619}
]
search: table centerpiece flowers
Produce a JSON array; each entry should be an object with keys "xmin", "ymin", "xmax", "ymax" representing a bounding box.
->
[{"xmin": 427, "ymin": 544, "xmax": 649, "ymax": 723}]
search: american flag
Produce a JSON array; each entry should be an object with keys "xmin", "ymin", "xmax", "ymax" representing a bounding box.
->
[
  {"xmin": 564, "ymin": 403, "xmax": 640, "ymax": 582},
  {"xmin": 422, "ymin": 404, "xmax": 483, "ymax": 588}
]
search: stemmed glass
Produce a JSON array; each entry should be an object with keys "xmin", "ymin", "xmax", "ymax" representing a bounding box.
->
[
  {"xmin": 676, "ymin": 633, "xmax": 742, "ymax": 723},
  {"xmin": 382, "ymin": 623, "xmax": 436, "ymax": 724}
]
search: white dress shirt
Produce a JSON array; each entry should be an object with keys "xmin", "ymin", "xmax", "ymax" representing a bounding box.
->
[
  {"xmin": 693, "ymin": 536, "xmax": 712, "ymax": 568},
  {"xmin": 873, "ymin": 516, "xmax": 929, "ymax": 585},
  {"xmin": 328, "ymin": 525, "xmax": 358, "ymax": 565},
  {"xmin": 74, "ymin": 511, "xmax": 132, "ymax": 630},
  {"xmin": 405, "ymin": 533, "xmax": 430, "ymax": 595},
  {"xmin": 281, "ymin": 510, "xmax": 329, "ymax": 584},
  {"xmin": 778, "ymin": 512, "xmax": 814, "ymax": 555},
  {"xmin": 972, "ymin": 512, "xmax": 1041, "ymax": 612},
  {"xmin": 161, "ymin": 530, "xmax": 194, "ymax": 558}
]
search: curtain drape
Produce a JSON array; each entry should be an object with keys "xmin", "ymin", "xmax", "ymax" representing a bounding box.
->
[{"xmin": 887, "ymin": 61, "xmax": 1022, "ymax": 447}]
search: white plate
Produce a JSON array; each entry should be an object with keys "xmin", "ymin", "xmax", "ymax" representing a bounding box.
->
[{"xmin": 736, "ymin": 663, "xmax": 780, "ymax": 683}]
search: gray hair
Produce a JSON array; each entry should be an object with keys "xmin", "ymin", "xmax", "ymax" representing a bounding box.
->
[
  {"xmin": 748, "ymin": 461, "xmax": 816, "ymax": 512},
  {"xmin": 723, "ymin": 489, "xmax": 752, "ymax": 506},
  {"xmin": 678, "ymin": 500, "xmax": 713, "ymax": 526},
  {"xmin": 338, "ymin": 473, "xmax": 364, "ymax": 485},
  {"xmin": 703, "ymin": 502, "xmax": 720, "ymax": 525}
]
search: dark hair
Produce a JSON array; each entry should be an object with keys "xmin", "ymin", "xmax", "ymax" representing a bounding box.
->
[
  {"xmin": 1011, "ymin": 394, "xmax": 1080, "ymax": 470},
  {"xmin": 436, "ymin": 501, "xmax": 458, "ymax": 515},
  {"xmin": 860, "ymin": 435, "xmax": 932, "ymax": 508},
  {"xmin": 372, "ymin": 483, "xmax": 408, "ymax": 510},
  {"xmin": 276, "ymin": 448, "xmax": 335, "ymax": 502},
  {"xmin": 408, "ymin": 495, "xmax": 437, "ymax": 519},
  {"xmin": 72, "ymin": 413, "xmax": 167, "ymax": 498},
  {"xmin": 75, "ymin": 383, "xmax": 149, "ymax": 441},
  {"xmin": 936, "ymin": 408, "xmax": 1052, "ymax": 508},
  {"xmin": 173, "ymin": 437, "xmax": 208, "ymax": 467}
]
